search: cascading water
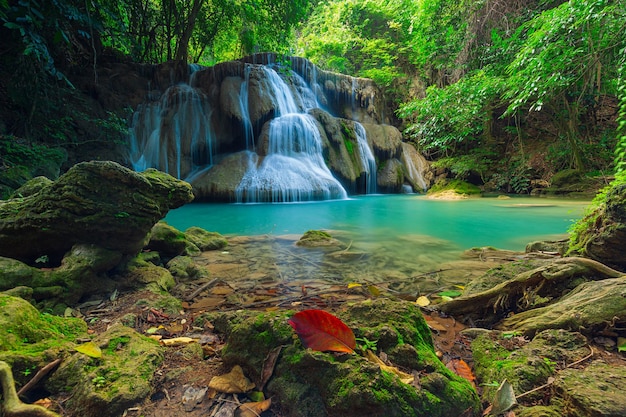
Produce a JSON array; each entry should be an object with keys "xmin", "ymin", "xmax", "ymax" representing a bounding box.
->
[
  {"xmin": 354, "ymin": 122, "xmax": 377, "ymax": 194},
  {"xmin": 129, "ymin": 82, "xmax": 214, "ymax": 180},
  {"xmin": 128, "ymin": 55, "xmax": 430, "ymax": 202},
  {"xmin": 239, "ymin": 64, "xmax": 254, "ymax": 150},
  {"xmin": 235, "ymin": 66, "xmax": 348, "ymax": 202}
]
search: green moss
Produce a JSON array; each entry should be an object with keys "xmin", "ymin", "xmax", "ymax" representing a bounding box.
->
[
  {"xmin": 46, "ymin": 324, "xmax": 163, "ymax": 416},
  {"xmin": 344, "ymin": 139, "xmax": 355, "ymax": 155},
  {"xmin": 567, "ymin": 173, "xmax": 626, "ymax": 255},
  {"xmin": 0, "ymin": 295, "xmax": 87, "ymax": 354},
  {"xmin": 428, "ymin": 178, "xmax": 482, "ymax": 195},
  {"xmin": 222, "ymin": 300, "xmax": 480, "ymax": 416},
  {"xmin": 301, "ymin": 230, "xmax": 332, "ymax": 241},
  {"xmin": 472, "ymin": 332, "xmax": 557, "ymax": 403},
  {"xmin": 106, "ymin": 336, "xmax": 131, "ymax": 354}
]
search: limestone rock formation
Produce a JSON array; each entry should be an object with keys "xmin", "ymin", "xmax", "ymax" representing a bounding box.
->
[
  {"xmin": 0, "ymin": 161, "xmax": 193, "ymax": 265},
  {"xmin": 128, "ymin": 53, "xmax": 431, "ymax": 201}
]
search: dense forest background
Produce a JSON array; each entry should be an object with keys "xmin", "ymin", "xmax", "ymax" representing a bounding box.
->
[{"xmin": 1, "ymin": 0, "xmax": 625, "ymax": 197}]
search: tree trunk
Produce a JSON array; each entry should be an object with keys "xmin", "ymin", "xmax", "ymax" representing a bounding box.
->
[{"xmin": 175, "ymin": 0, "xmax": 204, "ymax": 62}]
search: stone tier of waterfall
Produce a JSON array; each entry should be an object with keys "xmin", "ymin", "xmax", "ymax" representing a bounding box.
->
[{"xmin": 128, "ymin": 53, "xmax": 430, "ymax": 202}]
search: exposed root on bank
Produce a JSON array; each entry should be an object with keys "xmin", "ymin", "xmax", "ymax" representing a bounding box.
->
[{"xmin": 0, "ymin": 361, "xmax": 62, "ymax": 417}]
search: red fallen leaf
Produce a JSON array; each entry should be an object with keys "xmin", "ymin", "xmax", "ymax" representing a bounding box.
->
[
  {"xmin": 288, "ymin": 309, "xmax": 356, "ymax": 354},
  {"xmin": 446, "ymin": 358, "xmax": 476, "ymax": 388}
]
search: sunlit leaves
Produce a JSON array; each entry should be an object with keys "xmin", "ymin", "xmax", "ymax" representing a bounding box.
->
[{"xmin": 503, "ymin": 0, "xmax": 625, "ymax": 117}]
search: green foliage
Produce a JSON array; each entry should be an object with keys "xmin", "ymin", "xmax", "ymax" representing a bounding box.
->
[
  {"xmin": 491, "ymin": 157, "xmax": 533, "ymax": 194},
  {"xmin": 428, "ymin": 179, "xmax": 481, "ymax": 195},
  {"xmin": 504, "ymin": 0, "xmax": 624, "ymax": 116},
  {"xmin": 431, "ymin": 149, "xmax": 497, "ymax": 182},
  {"xmin": 296, "ymin": 0, "xmax": 412, "ymax": 86},
  {"xmin": 0, "ymin": 136, "xmax": 65, "ymax": 167},
  {"xmin": 399, "ymin": 71, "xmax": 504, "ymax": 157}
]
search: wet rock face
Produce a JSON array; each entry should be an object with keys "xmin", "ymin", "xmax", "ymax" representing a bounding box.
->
[{"xmin": 0, "ymin": 160, "xmax": 193, "ymax": 265}]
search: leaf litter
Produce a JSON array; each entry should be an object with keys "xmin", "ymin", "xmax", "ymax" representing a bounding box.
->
[{"xmin": 70, "ymin": 233, "xmax": 625, "ymax": 416}]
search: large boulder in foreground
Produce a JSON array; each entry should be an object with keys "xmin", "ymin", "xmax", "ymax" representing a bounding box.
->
[
  {"xmin": 0, "ymin": 161, "xmax": 193, "ymax": 265},
  {"xmin": 212, "ymin": 299, "xmax": 480, "ymax": 417}
]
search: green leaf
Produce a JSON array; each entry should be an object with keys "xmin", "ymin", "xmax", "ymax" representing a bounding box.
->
[
  {"xmin": 437, "ymin": 290, "xmax": 462, "ymax": 298},
  {"xmin": 618, "ymin": 337, "xmax": 626, "ymax": 352}
]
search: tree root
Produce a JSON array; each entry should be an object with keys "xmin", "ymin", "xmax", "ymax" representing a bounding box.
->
[
  {"xmin": 438, "ymin": 257, "xmax": 622, "ymax": 319},
  {"xmin": 0, "ymin": 360, "xmax": 62, "ymax": 417}
]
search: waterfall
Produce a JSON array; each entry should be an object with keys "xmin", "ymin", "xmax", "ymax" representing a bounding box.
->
[
  {"xmin": 354, "ymin": 122, "xmax": 377, "ymax": 194},
  {"xmin": 127, "ymin": 55, "xmax": 429, "ymax": 202},
  {"xmin": 129, "ymin": 82, "xmax": 214, "ymax": 180},
  {"xmin": 235, "ymin": 67, "xmax": 348, "ymax": 203},
  {"xmin": 240, "ymin": 64, "xmax": 254, "ymax": 150}
]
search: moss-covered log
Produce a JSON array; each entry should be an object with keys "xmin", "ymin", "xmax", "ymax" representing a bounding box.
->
[
  {"xmin": 501, "ymin": 276, "xmax": 626, "ymax": 336},
  {"xmin": 438, "ymin": 257, "xmax": 622, "ymax": 323}
]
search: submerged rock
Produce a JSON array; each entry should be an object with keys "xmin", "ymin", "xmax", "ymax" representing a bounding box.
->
[
  {"xmin": 296, "ymin": 230, "xmax": 343, "ymax": 248},
  {"xmin": 0, "ymin": 161, "xmax": 193, "ymax": 265}
]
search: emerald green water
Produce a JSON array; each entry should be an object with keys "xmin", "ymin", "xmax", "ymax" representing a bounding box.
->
[{"xmin": 165, "ymin": 195, "xmax": 588, "ymax": 251}]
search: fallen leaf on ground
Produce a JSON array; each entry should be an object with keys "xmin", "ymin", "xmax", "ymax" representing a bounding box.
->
[
  {"xmin": 236, "ymin": 398, "xmax": 272, "ymax": 417},
  {"xmin": 260, "ymin": 345, "xmax": 283, "ymax": 390},
  {"xmin": 485, "ymin": 379, "xmax": 517, "ymax": 416},
  {"xmin": 208, "ymin": 365, "xmax": 255, "ymax": 393},
  {"xmin": 446, "ymin": 358, "xmax": 476, "ymax": 388},
  {"xmin": 365, "ymin": 350, "xmax": 414, "ymax": 385},
  {"xmin": 288, "ymin": 309, "xmax": 356, "ymax": 353},
  {"xmin": 182, "ymin": 386, "xmax": 208, "ymax": 412},
  {"xmin": 415, "ymin": 296, "xmax": 431, "ymax": 307},
  {"xmin": 160, "ymin": 336, "xmax": 197, "ymax": 346},
  {"xmin": 74, "ymin": 341, "xmax": 102, "ymax": 358}
]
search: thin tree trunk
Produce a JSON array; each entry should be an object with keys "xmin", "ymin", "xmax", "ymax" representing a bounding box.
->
[{"xmin": 175, "ymin": 0, "xmax": 204, "ymax": 62}]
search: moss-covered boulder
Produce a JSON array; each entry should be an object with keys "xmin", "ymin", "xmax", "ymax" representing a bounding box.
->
[
  {"xmin": 10, "ymin": 175, "xmax": 53, "ymax": 198},
  {"xmin": 0, "ymin": 244, "xmax": 123, "ymax": 310},
  {"xmin": 555, "ymin": 360, "xmax": 626, "ymax": 416},
  {"xmin": 0, "ymin": 294, "xmax": 87, "ymax": 384},
  {"xmin": 219, "ymin": 299, "xmax": 480, "ymax": 417},
  {"xmin": 146, "ymin": 221, "xmax": 189, "ymax": 257},
  {"xmin": 472, "ymin": 330, "xmax": 626, "ymax": 416},
  {"xmin": 0, "ymin": 161, "xmax": 193, "ymax": 265},
  {"xmin": 166, "ymin": 255, "xmax": 210, "ymax": 281},
  {"xmin": 471, "ymin": 329, "xmax": 588, "ymax": 404},
  {"xmin": 122, "ymin": 254, "xmax": 176, "ymax": 292},
  {"xmin": 184, "ymin": 226, "xmax": 228, "ymax": 251},
  {"xmin": 427, "ymin": 179, "xmax": 482, "ymax": 199},
  {"xmin": 569, "ymin": 181, "xmax": 626, "ymax": 271},
  {"xmin": 46, "ymin": 324, "xmax": 164, "ymax": 417},
  {"xmin": 296, "ymin": 230, "xmax": 343, "ymax": 248}
]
